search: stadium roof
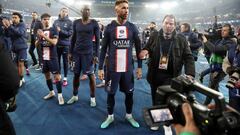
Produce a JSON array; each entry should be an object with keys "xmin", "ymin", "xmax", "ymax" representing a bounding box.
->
[{"xmin": 1, "ymin": 0, "xmax": 240, "ymax": 22}]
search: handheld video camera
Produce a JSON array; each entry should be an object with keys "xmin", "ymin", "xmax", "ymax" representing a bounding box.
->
[
  {"xmin": 226, "ymin": 67, "xmax": 240, "ymax": 89},
  {"xmin": 198, "ymin": 26, "xmax": 222, "ymax": 43},
  {"xmin": 143, "ymin": 75, "xmax": 240, "ymax": 135}
]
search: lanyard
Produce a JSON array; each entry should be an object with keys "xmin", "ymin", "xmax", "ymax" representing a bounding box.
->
[
  {"xmin": 160, "ymin": 41, "xmax": 173, "ymax": 57},
  {"xmin": 157, "ymin": 32, "xmax": 173, "ymax": 56},
  {"xmin": 158, "ymin": 37, "xmax": 173, "ymax": 56}
]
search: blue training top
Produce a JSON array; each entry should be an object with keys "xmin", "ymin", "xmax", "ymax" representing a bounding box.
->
[
  {"xmin": 70, "ymin": 19, "xmax": 100, "ymax": 57},
  {"xmin": 5, "ymin": 22, "xmax": 28, "ymax": 51}
]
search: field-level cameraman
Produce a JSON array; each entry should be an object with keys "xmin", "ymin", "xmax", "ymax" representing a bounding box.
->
[
  {"xmin": 222, "ymin": 38, "xmax": 240, "ymax": 112},
  {"xmin": 202, "ymin": 23, "xmax": 237, "ymax": 105},
  {"xmin": 0, "ymin": 38, "xmax": 19, "ymax": 135},
  {"xmin": 174, "ymin": 103, "xmax": 200, "ymax": 135}
]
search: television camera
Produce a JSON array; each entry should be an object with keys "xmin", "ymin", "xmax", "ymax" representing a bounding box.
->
[{"xmin": 143, "ymin": 75, "xmax": 240, "ymax": 135}]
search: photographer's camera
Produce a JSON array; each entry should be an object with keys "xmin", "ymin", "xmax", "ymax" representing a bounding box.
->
[{"xmin": 226, "ymin": 72, "xmax": 239, "ymax": 89}]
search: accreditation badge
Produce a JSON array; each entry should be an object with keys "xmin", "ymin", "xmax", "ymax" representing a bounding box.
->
[{"xmin": 159, "ymin": 55, "xmax": 169, "ymax": 70}]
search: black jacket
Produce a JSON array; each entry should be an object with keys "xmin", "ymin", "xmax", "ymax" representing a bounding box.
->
[
  {"xmin": 53, "ymin": 16, "xmax": 73, "ymax": 46},
  {"xmin": 30, "ymin": 19, "xmax": 42, "ymax": 36},
  {"xmin": 0, "ymin": 38, "xmax": 19, "ymax": 102},
  {"xmin": 204, "ymin": 38, "xmax": 236, "ymax": 57},
  {"xmin": 143, "ymin": 29, "xmax": 195, "ymax": 84}
]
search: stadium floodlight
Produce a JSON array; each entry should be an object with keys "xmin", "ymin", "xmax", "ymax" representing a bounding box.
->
[
  {"xmin": 144, "ymin": 3, "xmax": 159, "ymax": 9},
  {"xmin": 160, "ymin": 1, "xmax": 178, "ymax": 10},
  {"xmin": 59, "ymin": 0, "xmax": 74, "ymax": 5},
  {"xmin": 59, "ymin": 0, "xmax": 92, "ymax": 6},
  {"xmin": 78, "ymin": 1, "xmax": 92, "ymax": 6}
]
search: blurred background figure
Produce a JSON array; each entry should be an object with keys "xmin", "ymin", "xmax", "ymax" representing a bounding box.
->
[{"xmin": 53, "ymin": 7, "xmax": 73, "ymax": 86}]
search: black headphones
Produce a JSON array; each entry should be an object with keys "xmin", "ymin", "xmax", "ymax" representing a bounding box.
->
[{"xmin": 224, "ymin": 23, "xmax": 234, "ymax": 36}]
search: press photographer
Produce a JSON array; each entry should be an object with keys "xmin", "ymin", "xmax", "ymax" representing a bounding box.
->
[
  {"xmin": 143, "ymin": 75, "xmax": 240, "ymax": 135},
  {"xmin": 223, "ymin": 38, "xmax": 240, "ymax": 112}
]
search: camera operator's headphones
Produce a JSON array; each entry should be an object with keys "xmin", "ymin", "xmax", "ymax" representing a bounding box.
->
[{"xmin": 224, "ymin": 23, "xmax": 234, "ymax": 36}]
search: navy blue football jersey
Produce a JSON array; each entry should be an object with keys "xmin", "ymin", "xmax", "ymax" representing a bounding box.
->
[
  {"xmin": 99, "ymin": 21, "xmax": 142, "ymax": 72},
  {"xmin": 38, "ymin": 27, "xmax": 58, "ymax": 60}
]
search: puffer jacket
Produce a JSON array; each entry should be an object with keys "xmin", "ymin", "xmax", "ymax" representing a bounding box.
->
[
  {"xmin": 53, "ymin": 16, "xmax": 73, "ymax": 46},
  {"xmin": 5, "ymin": 22, "xmax": 28, "ymax": 51}
]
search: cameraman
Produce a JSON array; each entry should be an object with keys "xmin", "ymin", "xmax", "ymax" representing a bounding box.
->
[
  {"xmin": 222, "ymin": 37, "xmax": 240, "ymax": 112},
  {"xmin": 0, "ymin": 38, "xmax": 19, "ymax": 135},
  {"xmin": 202, "ymin": 23, "xmax": 237, "ymax": 105},
  {"xmin": 174, "ymin": 103, "xmax": 200, "ymax": 135},
  {"xmin": 199, "ymin": 25, "xmax": 222, "ymax": 83}
]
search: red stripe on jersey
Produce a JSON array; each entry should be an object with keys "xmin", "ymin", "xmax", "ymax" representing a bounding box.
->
[
  {"xmin": 115, "ymin": 49, "xmax": 118, "ymax": 72},
  {"xmin": 92, "ymin": 35, "xmax": 96, "ymax": 42},
  {"xmin": 115, "ymin": 28, "xmax": 118, "ymax": 39},
  {"xmin": 125, "ymin": 49, "xmax": 128, "ymax": 72},
  {"xmin": 49, "ymin": 47, "xmax": 51, "ymax": 59},
  {"xmin": 126, "ymin": 27, "xmax": 129, "ymax": 38}
]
